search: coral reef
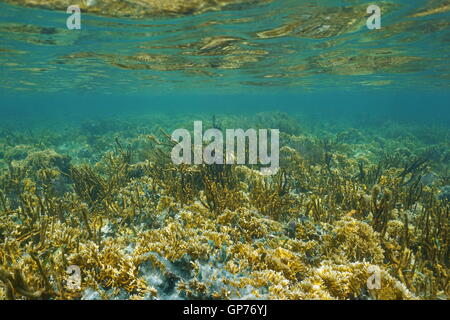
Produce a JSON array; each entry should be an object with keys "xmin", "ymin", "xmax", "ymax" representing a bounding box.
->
[{"xmin": 0, "ymin": 112, "xmax": 448, "ymax": 300}]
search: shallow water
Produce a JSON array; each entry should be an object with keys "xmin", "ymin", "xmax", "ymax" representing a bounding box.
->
[
  {"xmin": 1, "ymin": 0, "xmax": 450, "ymax": 95},
  {"xmin": 0, "ymin": 0, "xmax": 449, "ymax": 301}
]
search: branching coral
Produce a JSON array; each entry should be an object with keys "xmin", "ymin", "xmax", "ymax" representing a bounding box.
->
[{"xmin": 0, "ymin": 113, "xmax": 448, "ymax": 300}]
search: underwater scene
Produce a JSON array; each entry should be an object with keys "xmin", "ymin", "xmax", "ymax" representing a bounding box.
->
[{"xmin": 0, "ymin": 0, "xmax": 449, "ymax": 301}]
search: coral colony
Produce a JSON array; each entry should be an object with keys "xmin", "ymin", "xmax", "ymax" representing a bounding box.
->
[{"xmin": 0, "ymin": 112, "xmax": 448, "ymax": 300}]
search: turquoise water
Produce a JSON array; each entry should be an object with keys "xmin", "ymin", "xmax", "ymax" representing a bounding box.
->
[
  {"xmin": 1, "ymin": 0, "xmax": 450, "ymax": 95},
  {"xmin": 1, "ymin": 1, "xmax": 449, "ymax": 125}
]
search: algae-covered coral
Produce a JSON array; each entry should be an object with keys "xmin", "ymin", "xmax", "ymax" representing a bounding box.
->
[{"xmin": 0, "ymin": 111, "xmax": 448, "ymax": 300}]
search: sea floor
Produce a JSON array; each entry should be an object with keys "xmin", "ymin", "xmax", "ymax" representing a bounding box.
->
[{"xmin": 0, "ymin": 111, "xmax": 448, "ymax": 300}]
